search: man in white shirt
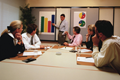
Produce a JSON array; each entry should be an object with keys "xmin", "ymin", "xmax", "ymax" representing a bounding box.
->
[
  {"xmin": 92, "ymin": 20, "xmax": 120, "ymax": 73},
  {"xmin": 52, "ymin": 14, "xmax": 68, "ymax": 45},
  {"xmin": 22, "ymin": 24, "xmax": 44, "ymax": 50}
]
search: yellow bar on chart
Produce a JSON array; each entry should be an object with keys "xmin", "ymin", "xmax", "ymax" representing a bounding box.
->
[{"xmin": 44, "ymin": 18, "xmax": 48, "ymax": 32}]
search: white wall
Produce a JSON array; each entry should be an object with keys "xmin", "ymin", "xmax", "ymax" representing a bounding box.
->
[
  {"xmin": 0, "ymin": 0, "xmax": 25, "ymax": 34},
  {"xmin": 26, "ymin": 0, "xmax": 120, "ymax": 7},
  {"xmin": 114, "ymin": 8, "xmax": 120, "ymax": 36},
  {"xmin": 99, "ymin": 8, "xmax": 113, "ymax": 24}
]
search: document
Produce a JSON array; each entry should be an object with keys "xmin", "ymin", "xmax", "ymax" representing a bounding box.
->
[
  {"xmin": 77, "ymin": 57, "xmax": 94, "ymax": 63},
  {"xmin": 81, "ymin": 49, "xmax": 92, "ymax": 53},
  {"xmin": 61, "ymin": 47, "xmax": 73, "ymax": 50},
  {"xmin": 23, "ymin": 51, "xmax": 42, "ymax": 56},
  {"xmin": 45, "ymin": 47, "xmax": 50, "ymax": 49}
]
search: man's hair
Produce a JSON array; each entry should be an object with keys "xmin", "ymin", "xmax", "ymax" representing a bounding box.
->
[
  {"xmin": 27, "ymin": 24, "xmax": 38, "ymax": 34},
  {"xmin": 60, "ymin": 14, "xmax": 65, "ymax": 17},
  {"xmin": 95, "ymin": 20, "xmax": 113, "ymax": 38},
  {"xmin": 73, "ymin": 26, "xmax": 81, "ymax": 34}
]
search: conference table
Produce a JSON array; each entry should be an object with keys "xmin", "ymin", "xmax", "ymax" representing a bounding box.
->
[{"xmin": 0, "ymin": 45, "xmax": 120, "ymax": 80}]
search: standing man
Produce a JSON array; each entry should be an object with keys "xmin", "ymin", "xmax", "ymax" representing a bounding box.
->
[
  {"xmin": 52, "ymin": 14, "xmax": 68, "ymax": 45},
  {"xmin": 92, "ymin": 20, "xmax": 120, "ymax": 73}
]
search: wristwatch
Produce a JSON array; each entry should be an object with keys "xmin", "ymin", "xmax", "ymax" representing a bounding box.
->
[{"xmin": 18, "ymin": 40, "xmax": 22, "ymax": 42}]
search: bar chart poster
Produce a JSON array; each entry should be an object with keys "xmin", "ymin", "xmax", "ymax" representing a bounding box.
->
[
  {"xmin": 39, "ymin": 11, "xmax": 55, "ymax": 34},
  {"xmin": 74, "ymin": 12, "xmax": 86, "ymax": 28}
]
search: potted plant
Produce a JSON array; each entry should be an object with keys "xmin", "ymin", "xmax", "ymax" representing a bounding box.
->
[{"xmin": 20, "ymin": 4, "xmax": 39, "ymax": 34}]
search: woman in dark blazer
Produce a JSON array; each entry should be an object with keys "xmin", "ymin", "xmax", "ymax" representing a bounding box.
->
[
  {"xmin": 0, "ymin": 20, "xmax": 25, "ymax": 61},
  {"xmin": 85, "ymin": 24, "xmax": 102, "ymax": 51},
  {"xmin": 85, "ymin": 24, "xmax": 95, "ymax": 50}
]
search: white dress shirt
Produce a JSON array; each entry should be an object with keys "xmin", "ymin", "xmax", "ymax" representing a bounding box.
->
[
  {"xmin": 55, "ymin": 19, "xmax": 68, "ymax": 34},
  {"xmin": 22, "ymin": 32, "xmax": 41, "ymax": 50},
  {"xmin": 92, "ymin": 36, "xmax": 120, "ymax": 72}
]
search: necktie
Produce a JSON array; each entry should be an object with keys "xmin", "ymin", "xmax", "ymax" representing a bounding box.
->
[
  {"xmin": 31, "ymin": 36, "xmax": 33, "ymax": 45},
  {"xmin": 71, "ymin": 36, "xmax": 76, "ymax": 43},
  {"xmin": 59, "ymin": 21, "xmax": 62, "ymax": 29}
]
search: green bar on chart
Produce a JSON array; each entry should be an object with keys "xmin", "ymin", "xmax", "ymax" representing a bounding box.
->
[{"xmin": 41, "ymin": 16, "xmax": 44, "ymax": 32}]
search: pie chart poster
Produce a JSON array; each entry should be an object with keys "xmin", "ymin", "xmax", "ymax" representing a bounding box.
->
[{"xmin": 74, "ymin": 12, "xmax": 86, "ymax": 28}]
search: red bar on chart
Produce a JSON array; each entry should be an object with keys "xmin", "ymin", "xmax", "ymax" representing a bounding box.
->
[{"xmin": 48, "ymin": 21, "xmax": 51, "ymax": 32}]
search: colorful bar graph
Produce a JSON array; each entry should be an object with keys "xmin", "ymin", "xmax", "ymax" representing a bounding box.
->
[
  {"xmin": 51, "ymin": 15, "xmax": 55, "ymax": 32},
  {"xmin": 41, "ymin": 14, "xmax": 55, "ymax": 33},
  {"xmin": 41, "ymin": 16, "xmax": 44, "ymax": 32},
  {"xmin": 48, "ymin": 21, "xmax": 51, "ymax": 32},
  {"xmin": 44, "ymin": 18, "xmax": 48, "ymax": 32}
]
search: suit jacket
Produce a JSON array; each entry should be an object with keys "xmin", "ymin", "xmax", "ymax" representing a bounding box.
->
[
  {"xmin": 0, "ymin": 33, "xmax": 25, "ymax": 61},
  {"xmin": 85, "ymin": 34, "xmax": 102, "ymax": 51},
  {"xmin": 85, "ymin": 34, "xmax": 94, "ymax": 50}
]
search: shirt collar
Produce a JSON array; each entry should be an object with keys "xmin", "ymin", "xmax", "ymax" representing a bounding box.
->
[
  {"xmin": 62, "ymin": 19, "xmax": 65, "ymax": 22},
  {"xmin": 27, "ymin": 32, "xmax": 34, "ymax": 37},
  {"xmin": 74, "ymin": 34, "xmax": 79, "ymax": 36},
  {"xmin": 8, "ymin": 33, "xmax": 15, "ymax": 39}
]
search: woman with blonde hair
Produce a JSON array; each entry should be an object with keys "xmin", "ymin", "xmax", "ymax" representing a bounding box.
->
[
  {"xmin": 86, "ymin": 24, "xmax": 102, "ymax": 51},
  {"xmin": 85, "ymin": 24, "xmax": 95, "ymax": 50},
  {"xmin": 0, "ymin": 20, "xmax": 25, "ymax": 61}
]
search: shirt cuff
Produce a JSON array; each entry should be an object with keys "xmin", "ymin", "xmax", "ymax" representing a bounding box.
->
[{"xmin": 92, "ymin": 46, "xmax": 99, "ymax": 57}]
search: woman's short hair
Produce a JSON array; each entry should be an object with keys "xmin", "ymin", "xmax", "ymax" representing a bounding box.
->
[
  {"xmin": 73, "ymin": 26, "xmax": 81, "ymax": 34},
  {"xmin": 88, "ymin": 24, "xmax": 95, "ymax": 34},
  {"xmin": 1, "ymin": 20, "xmax": 22, "ymax": 35},
  {"xmin": 27, "ymin": 24, "xmax": 38, "ymax": 34}
]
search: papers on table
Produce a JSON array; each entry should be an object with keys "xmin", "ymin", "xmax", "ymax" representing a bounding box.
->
[
  {"xmin": 45, "ymin": 47, "xmax": 50, "ymax": 49},
  {"xmin": 23, "ymin": 51, "xmax": 42, "ymax": 56},
  {"xmin": 81, "ymin": 49, "xmax": 92, "ymax": 53},
  {"xmin": 44, "ymin": 47, "xmax": 50, "ymax": 50},
  {"xmin": 60, "ymin": 47, "xmax": 73, "ymax": 50},
  {"xmin": 77, "ymin": 57, "xmax": 94, "ymax": 63}
]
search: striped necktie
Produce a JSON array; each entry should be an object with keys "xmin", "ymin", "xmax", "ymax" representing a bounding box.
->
[
  {"xmin": 71, "ymin": 36, "xmax": 76, "ymax": 43},
  {"xmin": 59, "ymin": 21, "xmax": 62, "ymax": 28}
]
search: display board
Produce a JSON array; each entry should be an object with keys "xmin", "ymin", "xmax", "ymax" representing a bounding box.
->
[
  {"xmin": 31, "ymin": 8, "xmax": 55, "ymax": 40},
  {"xmin": 71, "ymin": 8, "xmax": 99, "ymax": 42},
  {"xmin": 31, "ymin": 8, "xmax": 99, "ymax": 41}
]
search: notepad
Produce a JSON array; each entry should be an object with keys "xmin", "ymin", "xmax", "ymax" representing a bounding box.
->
[
  {"xmin": 23, "ymin": 51, "xmax": 42, "ymax": 56},
  {"xmin": 61, "ymin": 47, "xmax": 73, "ymax": 50},
  {"xmin": 77, "ymin": 57, "xmax": 94, "ymax": 63}
]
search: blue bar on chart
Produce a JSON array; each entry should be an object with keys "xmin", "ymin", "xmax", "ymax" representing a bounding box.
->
[{"xmin": 51, "ymin": 15, "xmax": 55, "ymax": 32}]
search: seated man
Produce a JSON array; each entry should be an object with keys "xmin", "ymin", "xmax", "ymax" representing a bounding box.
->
[
  {"xmin": 92, "ymin": 20, "xmax": 120, "ymax": 73},
  {"xmin": 63, "ymin": 26, "xmax": 83, "ymax": 46},
  {"xmin": 22, "ymin": 24, "xmax": 44, "ymax": 50}
]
